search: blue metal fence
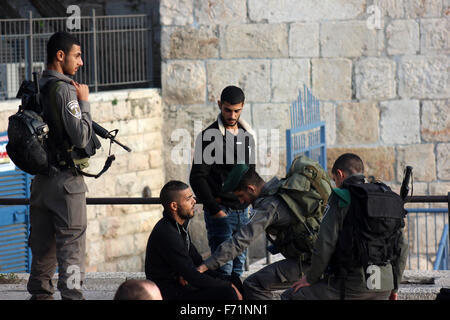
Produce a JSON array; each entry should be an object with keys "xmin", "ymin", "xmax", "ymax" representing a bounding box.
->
[
  {"xmin": 0, "ymin": 131, "xmax": 32, "ymax": 273},
  {"xmin": 435, "ymin": 224, "xmax": 448, "ymax": 270},
  {"xmin": 405, "ymin": 208, "xmax": 448, "ymax": 270},
  {"xmin": 285, "ymin": 85, "xmax": 326, "ymax": 172}
]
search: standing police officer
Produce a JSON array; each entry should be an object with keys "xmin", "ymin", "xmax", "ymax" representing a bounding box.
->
[{"xmin": 27, "ymin": 32, "xmax": 93, "ymax": 300}]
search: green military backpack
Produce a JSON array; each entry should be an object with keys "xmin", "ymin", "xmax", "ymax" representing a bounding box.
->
[{"xmin": 266, "ymin": 155, "xmax": 332, "ymax": 261}]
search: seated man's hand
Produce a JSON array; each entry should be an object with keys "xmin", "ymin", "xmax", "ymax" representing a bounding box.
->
[
  {"xmin": 292, "ymin": 275, "xmax": 310, "ymax": 293},
  {"xmin": 178, "ymin": 276, "xmax": 188, "ymax": 286},
  {"xmin": 213, "ymin": 210, "xmax": 227, "ymax": 218},
  {"xmin": 389, "ymin": 291, "xmax": 398, "ymax": 300},
  {"xmin": 197, "ymin": 264, "xmax": 208, "ymax": 273}
]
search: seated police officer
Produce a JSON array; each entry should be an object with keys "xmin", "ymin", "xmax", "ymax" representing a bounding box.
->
[
  {"xmin": 27, "ymin": 32, "xmax": 95, "ymax": 300},
  {"xmin": 283, "ymin": 153, "xmax": 409, "ymax": 300}
]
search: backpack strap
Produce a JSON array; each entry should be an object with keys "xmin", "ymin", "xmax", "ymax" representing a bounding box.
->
[{"xmin": 301, "ymin": 165, "xmax": 333, "ymax": 206}]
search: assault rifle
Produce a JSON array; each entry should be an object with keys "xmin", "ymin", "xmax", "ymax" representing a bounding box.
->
[{"xmin": 92, "ymin": 121, "xmax": 131, "ymax": 152}]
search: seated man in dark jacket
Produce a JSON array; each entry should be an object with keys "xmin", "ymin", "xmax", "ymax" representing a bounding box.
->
[{"xmin": 145, "ymin": 180, "xmax": 243, "ymax": 300}]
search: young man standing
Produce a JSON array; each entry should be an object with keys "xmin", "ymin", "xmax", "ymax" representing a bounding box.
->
[
  {"xmin": 189, "ymin": 85, "xmax": 256, "ymax": 276},
  {"xmin": 27, "ymin": 32, "xmax": 93, "ymax": 300}
]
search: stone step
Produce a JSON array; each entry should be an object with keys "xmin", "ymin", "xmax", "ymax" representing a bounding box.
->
[{"xmin": 1, "ymin": 255, "xmax": 449, "ymax": 300}]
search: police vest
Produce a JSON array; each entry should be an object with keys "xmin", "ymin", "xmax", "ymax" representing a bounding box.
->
[{"xmin": 43, "ymin": 80, "xmax": 99, "ymax": 170}]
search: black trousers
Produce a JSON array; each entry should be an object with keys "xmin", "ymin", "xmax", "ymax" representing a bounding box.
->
[{"xmin": 158, "ymin": 271, "xmax": 243, "ymax": 300}]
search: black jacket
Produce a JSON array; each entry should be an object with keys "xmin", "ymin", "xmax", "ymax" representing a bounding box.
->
[
  {"xmin": 145, "ymin": 211, "xmax": 232, "ymax": 299},
  {"xmin": 189, "ymin": 117, "xmax": 255, "ymax": 215}
]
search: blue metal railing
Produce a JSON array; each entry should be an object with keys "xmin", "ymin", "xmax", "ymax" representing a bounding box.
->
[
  {"xmin": 406, "ymin": 208, "xmax": 448, "ymax": 270},
  {"xmin": 286, "ymin": 85, "xmax": 326, "ymax": 172},
  {"xmin": 434, "ymin": 224, "xmax": 448, "ymax": 270}
]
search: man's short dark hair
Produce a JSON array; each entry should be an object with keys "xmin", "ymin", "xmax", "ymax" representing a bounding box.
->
[
  {"xmin": 160, "ymin": 180, "xmax": 189, "ymax": 211},
  {"xmin": 113, "ymin": 279, "xmax": 158, "ymax": 300},
  {"xmin": 235, "ymin": 166, "xmax": 264, "ymax": 192},
  {"xmin": 331, "ymin": 153, "xmax": 364, "ymax": 176},
  {"xmin": 47, "ymin": 31, "xmax": 81, "ymax": 65},
  {"xmin": 220, "ymin": 86, "xmax": 245, "ymax": 105}
]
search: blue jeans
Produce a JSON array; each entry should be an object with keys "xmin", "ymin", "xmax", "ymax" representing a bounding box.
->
[{"xmin": 204, "ymin": 206, "xmax": 249, "ymax": 276}]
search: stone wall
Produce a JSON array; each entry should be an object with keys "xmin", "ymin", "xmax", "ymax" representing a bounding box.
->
[
  {"xmin": 0, "ymin": 88, "xmax": 165, "ymax": 272},
  {"xmin": 159, "ymin": 0, "xmax": 449, "ymax": 261}
]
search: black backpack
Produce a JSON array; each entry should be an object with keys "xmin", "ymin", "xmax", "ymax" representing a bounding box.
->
[
  {"xmin": 6, "ymin": 76, "xmax": 53, "ymax": 175},
  {"xmin": 329, "ymin": 181, "xmax": 406, "ymax": 275},
  {"xmin": 6, "ymin": 108, "xmax": 51, "ymax": 175}
]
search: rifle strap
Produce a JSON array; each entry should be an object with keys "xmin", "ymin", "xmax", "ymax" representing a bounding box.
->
[{"xmin": 76, "ymin": 154, "xmax": 115, "ymax": 179}]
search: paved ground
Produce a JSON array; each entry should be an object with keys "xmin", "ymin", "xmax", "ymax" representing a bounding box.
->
[{"xmin": 1, "ymin": 254, "xmax": 449, "ymax": 300}]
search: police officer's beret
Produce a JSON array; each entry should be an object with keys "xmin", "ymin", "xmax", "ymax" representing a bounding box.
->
[{"xmin": 222, "ymin": 164, "xmax": 250, "ymax": 193}]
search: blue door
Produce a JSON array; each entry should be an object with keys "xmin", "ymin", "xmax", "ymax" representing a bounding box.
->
[{"xmin": 0, "ymin": 131, "xmax": 32, "ymax": 273}]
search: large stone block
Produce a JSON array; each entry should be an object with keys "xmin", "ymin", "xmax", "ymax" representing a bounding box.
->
[
  {"xmin": 162, "ymin": 103, "xmax": 218, "ymax": 182},
  {"xmin": 104, "ymin": 235, "xmax": 135, "ymax": 261},
  {"xmin": 115, "ymin": 256, "xmax": 143, "ymax": 272},
  {"xmin": 373, "ymin": 0, "xmax": 405, "ymax": 18},
  {"xmin": 327, "ymin": 147, "xmax": 396, "ymax": 181},
  {"xmin": 336, "ymin": 101, "xmax": 379, "ymax": 144},
  {"xmin": 128, "ymin": 91, "xmax": 162, "ymax": 119},
  {"xmin": 404, "ymin": 0, "xmax": 443, "ymax": 18},
  {"xmin": 380, "ymin": 100, "xmax": 421, "ymax": 144},
  {"xmin": 421, "ymin": 100, "xmax": 450, "ymax": 142},
  {"xmin": 248, "ymin": 0, "xmax": 365, "ymax": 23},
  {"xmin": 160, "ymin": 0, "xmax": 193, "ymax": 25},
  {"xmin": 312, "ymin": 58, "xmax": 352, "ymax": 101},
  {"xmin": 271, "ymin": 59, "xmax": 310, "ymax": 103},
  {"xmin": 437, "ymin": 143, "xmax": 450, "ymax": 180},
  {"xmin": 206, "ymin": 60, "xmax": 270, "ymax": 102},
  {"xmin": 355, "ymin": 58, "xmax": 397, "ymax": 100},
  {"xmin": 399, "ymin": 55, "xmax": 450, "ymax": 99},
  {"xmin": 194, "ymin": 0, "xmax": 247, "ymax": 25},
  {"xmin": 386, "ymin": 20, "xmax": 420, "ymax": 55},
  {"xmin": 420, "ymin": 19, "xmax": 450, "ymax": 54},
  {"xmin": 429, "ymin": 181, "xmax": 450, "ymax": 207},
  {"xmin": 86, "ymin": 240, "xmax": 105, "ymax": 267},
  {"xmin": 321, "ymin": 21, "xmax": 384, "ymax": 57},
  {"xmin": 396, "ymin": 144, "xmax": 436, "ymax": 182},
  {"xmin": 161, "ymin": 26, "xmax": 219, "ymax": 59},
  {"xmin": 252, "ymin": 102, "xmax": 290, "ymax": 149},
  {"xmin": 289, "ymin": 23, "xmax": 319, "ymax": 57},
  {"xmin": 320, "ymin": 102, "xmax": 337, "ymax": 146},
  {"xmin": 219, "ymin": 24, "xmax": 288, "ymax": 58},
  {"xmin": 162, "ymin": 61, "xmax": 206, "ymax": 104}
]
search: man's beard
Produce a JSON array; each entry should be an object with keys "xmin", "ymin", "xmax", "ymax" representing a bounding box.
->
[
  {"xmin": 177, "ymin": 208, "xmax": 194, "ymax": 221},
  {"xmin": 221, "ymin": 114, "xmax": 239, "ymax": 127}
]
